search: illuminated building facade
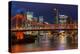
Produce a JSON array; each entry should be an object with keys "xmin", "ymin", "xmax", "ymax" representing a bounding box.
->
[
  {"xmin": 59, "ymin": 15, "xmax": 68, "ymax": 24},
  {"xmin": 39, "ymin": 16, "xmax": 44, "ymax": 23},
  {"xmin": 26, "ymin": 12, "xmax": 33, "ymax": 21}
]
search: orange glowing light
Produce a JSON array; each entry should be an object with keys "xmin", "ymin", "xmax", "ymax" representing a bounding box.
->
[
  {"xmin": 16, "ymin": 14, "xmax": 24, "ymax": 19},
  {"xmin": 16, "ymin": 32, "xmax": 24, "ymax": 40},
  {"xmin": 15, "ymin": 14, "xmax": 25, "ymax": 40}
]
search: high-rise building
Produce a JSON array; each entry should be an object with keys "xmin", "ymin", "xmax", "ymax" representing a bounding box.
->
[
  {"xmin": 58, "ymin": 15, "xmax": 68, "ymax": 29},
  {"xmin": 39, "ymin": 16, "xmax": 44, "ymax": 23},
  {"xmin": 53, "ymin": 8, "xmax": 59, "ymax": 24},
  {"xmin": 26, "ymin": 11, "xmax": 33, "ymax": 21},
  {"xmin": 59, "ymin": 15, "xmax": 68, "ymax": 24}
]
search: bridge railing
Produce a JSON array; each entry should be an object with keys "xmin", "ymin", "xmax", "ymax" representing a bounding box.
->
[{"xmin": 11, "ymin": 24, "xmax": 78, "ymax": 31}]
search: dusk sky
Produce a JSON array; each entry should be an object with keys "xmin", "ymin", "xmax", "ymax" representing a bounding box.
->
[{"xmin": 10, "ymin": 1, "xmax": 78, "ymax": 24}]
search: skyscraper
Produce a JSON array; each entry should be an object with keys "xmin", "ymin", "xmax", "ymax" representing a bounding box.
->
[
  {"xmin": 39, "ymin": 16, "xmax": 44, "ymax": 23},
  {"xmin": 53, "ymin": 8, "xmax": 59, "ymax": 24},
  {"xmin": 59, "ymin": 15, "xmax": 68, "ymax": 24},
  {"xmin": 26, "ymin": 11, "xmax": 33, "ymax": 21},
  {"xmin": 58, "ymin": 15, "xmax": 68, "ymax": 29}
]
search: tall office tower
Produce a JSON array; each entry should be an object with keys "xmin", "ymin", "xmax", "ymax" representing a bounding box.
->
[
  {"xmin": 39, "ymin": 16, "xmax": 44, "ymax": 23},
  {"xmin": 26, "ymin": 11, "xmax": 33, "ymax": 21},
  {"xmin": 59, "ymin": 15, "xmax": 68, "ymax": 29},
  {"xmin": 59, "ymin": 15, "xmax": 68, "ymax": 24},
  {"xmin": 53, "ymin": 8, "xmax": 59, "ymax": 24}
]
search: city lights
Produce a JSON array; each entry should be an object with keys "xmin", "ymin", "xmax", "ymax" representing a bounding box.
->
[{"xmin": 9, "ymin": 1, "xmax": 78, "ymax": 53}]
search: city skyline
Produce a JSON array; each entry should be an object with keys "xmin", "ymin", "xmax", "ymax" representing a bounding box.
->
[
  {"xmin": 10, "ymin": 1, "xmax": 78, "ymax": 24},
  {"xmin": 9, "ymin": 1, "xmax": 78, "ymax": 53}
]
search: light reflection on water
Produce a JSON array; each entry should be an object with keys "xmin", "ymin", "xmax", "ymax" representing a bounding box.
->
[
  {"xmin": 11, "ymin": 35, "xmax": 77, "ymax": 53},
  {"xmin": 11, "ymin": 41, "xmax": 77, "ymax": 53}
]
